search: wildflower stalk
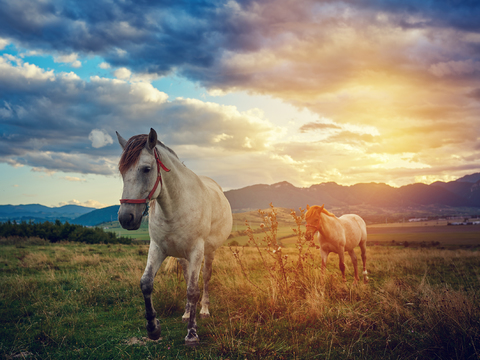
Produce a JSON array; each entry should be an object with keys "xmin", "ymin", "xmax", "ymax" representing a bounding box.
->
[{"xmin": 230, "ymin": 203, "xmax": 315, "ymax": 298}]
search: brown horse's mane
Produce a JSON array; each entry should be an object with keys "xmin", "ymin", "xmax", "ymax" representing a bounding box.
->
[
  {"xmin": 321, "ymin": 207, "xmax": 336, "ymax": 218},
  {"xmin": 118, "ymin": 134, "xmax": 180, "ymax": 175}
]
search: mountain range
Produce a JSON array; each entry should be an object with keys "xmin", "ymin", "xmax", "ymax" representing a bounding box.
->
[
  {"xmin": 0, "ymin": 204, "xmax": 94, "ymax": 223},
  {"xmin": 225, "ymin": 175, "xmax": 480, "ymax": 212},
  {"xmin": 1, "ymin": 173, "xmax": 480, "ymax": 226}
]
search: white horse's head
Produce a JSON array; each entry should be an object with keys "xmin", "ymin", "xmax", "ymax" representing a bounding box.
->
[{"xmin": 117, "ymin": 128, "xmax": 161, "ymax": 230}]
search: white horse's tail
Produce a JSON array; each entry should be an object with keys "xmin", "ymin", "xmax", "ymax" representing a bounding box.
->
[{"xmin": 162, "ymin": 256, "xmax": 178, "ymax": 274}]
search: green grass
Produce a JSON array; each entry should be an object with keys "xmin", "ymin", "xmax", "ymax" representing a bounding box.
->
[
  {"xmin": 102, "ymin": 221, "xmax": 151, "ymax": 241},
  {"xmin": 1, "ymin": 240, "xmax": 480, "ymax": 359}
]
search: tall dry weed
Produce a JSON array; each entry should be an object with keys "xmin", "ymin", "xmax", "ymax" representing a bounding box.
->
[{"xmin": 230, "ymin": 204, "xmax": 318, "ymax": 301}]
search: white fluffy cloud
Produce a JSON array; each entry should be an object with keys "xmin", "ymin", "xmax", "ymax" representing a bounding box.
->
[
  {"xmin": 89, "ymin": 129, "xmax": 114, "ymax": 148},
  {"xmin": 54, "ymin": 53, "xmax": 82, "ymax": 68}
]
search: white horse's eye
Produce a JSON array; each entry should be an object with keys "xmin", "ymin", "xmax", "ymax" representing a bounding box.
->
[{"xmin": 143, "ymin": 167, "xmax": 151, "ymax": 173}]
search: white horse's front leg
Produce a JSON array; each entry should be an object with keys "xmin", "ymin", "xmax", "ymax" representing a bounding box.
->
[
  {"xmin": 184, "ymin": 244, "xmax": 204, "ymax": 346},
  {"xmin": 140, "ymin": 244, "xmax": 166, "ymax": 340}
]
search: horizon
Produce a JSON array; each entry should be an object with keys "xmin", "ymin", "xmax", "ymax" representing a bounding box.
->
[
  {"xmin": 2, "ymin": 172, "xmax": 478, "ymax": 209},
  {"xmin": 1, "ymin": 1, "xmax": 480, "ymax": 208}
]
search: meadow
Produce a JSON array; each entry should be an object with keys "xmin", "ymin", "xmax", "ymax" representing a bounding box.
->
[{"xmin": 1, "ymin": 208, "xmax": 480, "ymax": 359}]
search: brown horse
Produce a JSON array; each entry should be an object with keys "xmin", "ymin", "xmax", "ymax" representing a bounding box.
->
[{"xmin": 305, "ymin": 205, "xmax": 368, "ymax": 284}]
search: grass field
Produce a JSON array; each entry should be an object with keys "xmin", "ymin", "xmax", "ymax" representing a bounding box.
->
[
  {"xmin": 1, "ymin": 206, "xmax": 480, "ymax": 359},
  {"xmin": 102, "ymin": 207, "xmax": 480, "ymax": 248},
  {"xmin": 1, "ymin": 243, "xmax": 479, "ymax": 359}
]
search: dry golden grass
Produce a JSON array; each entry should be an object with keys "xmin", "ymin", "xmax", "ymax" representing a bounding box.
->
[{"xmin": 1, "ymin": 211, "xmax": 479, "ymax": 359}]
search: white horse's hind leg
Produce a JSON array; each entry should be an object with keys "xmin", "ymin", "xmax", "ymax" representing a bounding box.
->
[
  {"xmin": 184, "ymin": 245, "xmax": 204, "ymax": 345},
  {"xmin": 140, "ymin": 245, "xmax": 166, "ymax": 340},
  {"xmin": 177, "ymin": 259, "xmax": 191, "ymax": 323},
  {"xmin": 200, "ymin": 252, "xmax": 214, "ymax": 318}
]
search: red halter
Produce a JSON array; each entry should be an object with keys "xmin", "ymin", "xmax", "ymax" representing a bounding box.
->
[{"xmin": 120, "ymin": 148, "xmax": 170, "ymax": 204}]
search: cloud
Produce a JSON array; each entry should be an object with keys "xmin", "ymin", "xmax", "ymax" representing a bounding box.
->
[
  {"xmin": 54, "ymin": 53, "xmax": 81, "ymax": 68},
  {"xmin": 0, "ymin": 38, "xmax": 8, "ymax": 50},
  {"xmin": 468, "ymin": 88, "xmax": 480, "ymax": 101},
  {"xmin": 0, "ymin": 55, "xmax": 280, "ymax": 175},
  {"xmin": 89, "ymin": 129, "xmax": 113, "ymax": 148},
  {"xmin": 60, "ymin": 176, "xmax": 86, "ymax": 182},
  {"xmin": 429, "ymin": 60, "xmax": 480, "ymax": 77},
  {"xmin": 1, "ymin": 0, "xmax": 480, "ymax": 188},
  {"xmin": 58, "ymin": 199, "xmax": 106, "ymax": 208},
  {"xmin": 114, "ymin": 67, "xmax": 131, "ymax": 80},
  {"xmin": 299, "ymin": 122, "xmax": 341, "ymax": 133}
]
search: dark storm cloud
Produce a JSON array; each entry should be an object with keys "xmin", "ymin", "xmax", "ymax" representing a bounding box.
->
[
  {"xmin": 0, "ymin": 0, "xmax": 259, "ymax": 76},
  {"xmin": 352, "ymin": 0, "xmax": 480, "ymax": 32},
  {"xmin": 1, "ymin": 0, "xmax": 479, "ymax": 83}
]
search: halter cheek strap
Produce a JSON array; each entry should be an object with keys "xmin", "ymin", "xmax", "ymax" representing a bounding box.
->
[{"xmin": 120, "ymin": 148, "xmax": 170, "ymax": 204}]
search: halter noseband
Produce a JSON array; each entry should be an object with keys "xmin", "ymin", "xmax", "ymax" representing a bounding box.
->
[
  {"xmin": 306, "ymin": 223, "xmax": 320, "ymax": 232},
  {"xmin": 120, "ymin": 148, "xmax": 170, "ymax": 204}
]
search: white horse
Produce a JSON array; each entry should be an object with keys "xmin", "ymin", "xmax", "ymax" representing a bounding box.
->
[
  {"xmin": 116, "ymin": 128, "xmax": 232, "ymax": 345},
  {"xmin": 305, "ymin": 205, "xmax": 368, "ymax": 284}
]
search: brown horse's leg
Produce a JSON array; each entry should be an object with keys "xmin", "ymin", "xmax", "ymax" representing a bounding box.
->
[
  {"xmin": 320, "ymin": 248, "xmax": 329, "ymax": 275},
  {"xmin": 338, "ymin": 248, "xmax": 347, "ymax": 282},
  {"xmin": 359, "ymin": 241, "xmax": 368, "ymax": 283},
  {"xmin": 348, "ymin": 250, "xmax": 359, "ymax": 284},
  {"xmin": 140, "ymin": 247, "xmax": 166, "ymax": 340}
]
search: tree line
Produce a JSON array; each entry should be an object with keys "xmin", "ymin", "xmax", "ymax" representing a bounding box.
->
[{"xmin": 0, "ymin": 220, "xmax": 132, "ymax": 244}]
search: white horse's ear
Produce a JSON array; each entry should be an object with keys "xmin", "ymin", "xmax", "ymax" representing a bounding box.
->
[
  {"xmin": 116, "ymin": 131, "xmax": 127, "ymax": 150},
  {"xmin": 306, "ymin": 204, "xmax": 310, "ymax": 210},
  {"xmin": 147, "ymin": 128, "xmax": 157, "ymax": 151},
  {"xmin": 319, "ymin": 204, "xmax": 325, "ymax": 213}
]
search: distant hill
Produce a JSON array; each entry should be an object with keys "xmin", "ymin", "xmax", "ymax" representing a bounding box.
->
[
  {"xmin": 3, "ymin": 173, "xmax": 480, "ymax": 227},
  {"xmin": 224, "ymin": 178, "xmax": 480, "ymax": 213},
  {"xmin": 0, "ymin": 204, "xmax": 94, "ymax": 223},
  {"xmin": 456, "ymin": 172, "xmax": 480, "ymax": 183},
  {"xmin": 71, "ymin": 205, "xmax": 120, "ymax": 226}
]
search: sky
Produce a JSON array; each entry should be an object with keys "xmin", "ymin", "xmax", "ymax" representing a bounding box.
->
[{"xmin": 1, "ymin": 0, "xmax": 480, "ymax": 208}]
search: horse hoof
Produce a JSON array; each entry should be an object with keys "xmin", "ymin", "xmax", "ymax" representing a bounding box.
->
[
  {"xmin": 200, "ymin": 313, "xmax": 210, "ymax": 319},
  {"xmin": 185, "ymin": 333, "xmax": 200, "ymax": 346},
  {"xmin": 181, "ymin": 316, "xmax": 189, "ymax": 323},
  {"xmin": 147, "ymin": 319, "xmax": 161, "ymax": 340}
]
